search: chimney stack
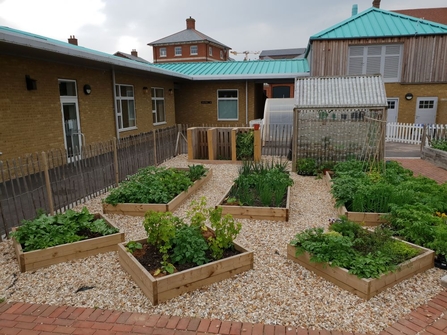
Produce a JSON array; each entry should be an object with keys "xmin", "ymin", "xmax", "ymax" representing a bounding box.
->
[
  {"xmin": 186, "ymin": 16, "xmax": 195, "ymax": 30},
  {"xmin": 131, "ymin": 49, "xmax": 138, "ymax": 57},
  {"xmin": 352, "ymin": 4, "xmax": 358, "ymax": 16},
  {"xmin": 372, "ymin": 0, "xmax": 380, "ymax": 8},
  {"xmin": 68, "ymin": 35, "xmax": 78, "ymax": 46}
]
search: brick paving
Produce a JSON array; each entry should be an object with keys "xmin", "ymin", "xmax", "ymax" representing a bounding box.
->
[
  {"xmin": 1, "ymin": 158, "xmax": 446, "ymax": 335},
  {"xmin": 0, "ymin": 290, "xmax": 446, "ymax": 334}
]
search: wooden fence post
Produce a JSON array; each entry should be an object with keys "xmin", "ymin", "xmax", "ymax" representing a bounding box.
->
[
  {"xmin": 113, "ymin": 137, "xmax": 119, "ymax": 185},
  {"xmin": 41, "ymin": 151, "xmax": 54, "ymax": 215},
  {"xmin": 231, "ymin": 128, "xmax": 237, "ymax": 162},
  {"xmin": 153, "ymin": 130, "xmax": 158, "ymax": 166},
  {"xmin": 254, "ymin": 128, "xmax": 261, "ymax": 162}
]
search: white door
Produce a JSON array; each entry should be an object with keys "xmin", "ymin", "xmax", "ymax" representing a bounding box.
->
[
  {"xmin": 59, "ymin": 80, "xmax": 82, "ymax": 160},
  {"xmin": 415, "ymin": 97, "xmax": 438, "ymax": 125},
  {"xmin": 387, "ymin": 98, "xmax": 399, "ymax": 123}
]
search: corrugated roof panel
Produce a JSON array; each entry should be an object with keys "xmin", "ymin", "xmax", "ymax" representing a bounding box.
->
[
  {"xmin": 311, "ymin": 7, "xmax": 447, "ymax": 40},
  {"xmin": 295, "ymin": 75, "xmax": 387, "ymax": 108},
  {"xmin": 154, "ymin": 59, "xmax": 310, "ymax": 79}
]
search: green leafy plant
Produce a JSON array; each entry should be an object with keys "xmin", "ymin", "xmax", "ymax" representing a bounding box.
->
[
  {"xmin": 296, "ymin": 158, "xmax": 317, "ymax": 176},
  {"xmin": 431, "ymin": 138, "xmax": 447, "ymax": 152},
  {"xmin": 126, "ymin": 241, "xmax": 143, "ymax": 253},
  {"xmin": 227, "ymin": 160, "xmax": 293, "ymax": 207},
  {"xmin": 11, "ymin": 207, "xmax": 118, "ymax": 252},
  {"xmin": 171, "ymin": 225, "xmax": 209, "ymax": 265},
  {"xmin": 104, "ymin": 166, "xmax": 206, "ymax": 206},
  {"xmin": 290, "ymin": 220, "xmax": 422, "ymax": 279},
  {"xmin": 236, "ymin": 130, "xmax": 254, "ymax": 160}
]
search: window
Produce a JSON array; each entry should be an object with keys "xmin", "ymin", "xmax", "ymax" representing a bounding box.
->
[
  {"xmin": 348, "ymin": 44, "xmax": 402, "ymax": 82},
  {"xmin": 152, "ymin": 88, "xmax": 166, "ymax": 124},
  {"xmin": 190, "ymin": 45, "xmax": 198, "ymax": 55},
  {"xmin": 217, "ymin": 90, "xmax": 238, "ymax": 120},
  {"xmin": 115, "ymin": 84, "xmax": 136, "ymax": 130},
  {"xmin": 418, "ymin": 100, "xmax": 435, "ymax": 109},
  {"xmin": 387, "ymin": 100, "xmax": 396, "ymax": 109},
  {"xmin": 159, "ymin": 48, "xmax": 166, "ymax": 57},
  {"xmin": 175, "ymin": 46, "xmax": 182, "ymax": 56},
  {"xmin": 209, "ymin": 46, "xmax": 213, "ymax": 56},
  {"xmin": 220, "ymin": 50, "xmax": 224, "ymax": 59}
]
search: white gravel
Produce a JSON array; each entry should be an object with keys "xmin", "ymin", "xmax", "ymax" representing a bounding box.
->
[{"xmin": 0, "ymin": 154, "xmax": 445, "ymax": 334}]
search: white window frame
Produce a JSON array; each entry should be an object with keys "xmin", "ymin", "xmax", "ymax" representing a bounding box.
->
[
  {"xmin": 217, "ymin": 89, "xmax": 238, "ymax": 121},
  {"xmin": 190, "ymin": 45, "xmax": 198, "ymax": 55},
  {"xmin": 175, "ymin": 46, "xmax": 182, "ymax": 56},
  {"xmin": 115, "ymin": 84, "xmax": 136, "ymax": 131},
  {"xmin": 152, "ymin": 87, "xmax": 166, "ymax": 125},
  {"xmin": 209, "ymin": 46, "xmax": 213, "ymax": 56},
  {"xmin": 348, "ymin": 44, "xmax": 403, "ymax": 83},
  {"xmin": 159, "ymin": 47, "xmax": 167, "ymax": 57}
]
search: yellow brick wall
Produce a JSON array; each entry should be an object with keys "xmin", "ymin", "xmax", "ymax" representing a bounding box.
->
[
  {"xmin": 385, "ymin": 83, "xmax": 447, "ymax": 124},
  {"xmin": 0, "ymin": 55, "xmax": 176, "ymax": 160},
  {"xmin": 173, "ymin": 80, "xmax": 261, "ymax": 126}
]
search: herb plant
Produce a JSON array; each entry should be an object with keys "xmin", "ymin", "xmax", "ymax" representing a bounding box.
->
[
  {"xmin": 236, "ymin": 130, "xmax": 254, "ymax": 160},
  {"xmin": 11, "ymin": 207, "xmax": 118, "ymax": 252},
  {"xmin": 296, "ymin": 158, "xmax": 317, "ymax": 176},
  {"xmin": 104, "ymin": 165, "xmax": 206, "ymax": 206},
  {"xmin": 290, "ymin": 218, "xmax": 421, "ymax": 279},
  {"xmin": 431, "ymin": 139, "xmax": 447, "ymax": 152}
]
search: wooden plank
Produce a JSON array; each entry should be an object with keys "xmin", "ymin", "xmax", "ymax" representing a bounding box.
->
[
  {"xmin": 254, "ymin": 128, "xmax": 261, "ymax": 162},
  {"xmin": 103, "ymin": 169, "xmax": 212, "ymax": 216},
  {"xmin": 13, "ymin": 214, "xmax": 124, "ymax": 272},
  {"xmin": 117, "ymin": 238, "xmax": 253, "ymax": 305},
  {"xmin": 231, "ymin": 129, "xmax": 237, "ymax": 162},
  {"xmin": 287, "ymin": 240, "xmax": 434, "ymax": 300},
  {"xmin": 345, "ymin": 212, "xmax": 388, "ymax": 226},
  {"xmin": 187, "ymin": 128, "xmax": 195, "ymax": 160}
]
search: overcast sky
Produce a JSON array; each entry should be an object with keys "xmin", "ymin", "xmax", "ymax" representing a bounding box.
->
[{"xmin": 1, "ymin": 0, "xmax": 446, "ymax": 62}]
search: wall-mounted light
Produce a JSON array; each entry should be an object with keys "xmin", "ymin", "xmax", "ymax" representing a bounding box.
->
[
  {"xmin": 143, "ymin": 86, "xmax": 149, "ymax": 94},
  {"xmin": 83, "ymin": 84, "xmax": 92, "ymax": 95},
  {"xmin": 25, "ymin": 75, "xmax": 37, "ymax": 90},
  {"xmin": 405, "ymin": 93, "xmax": 413, "ymax": 101},
  {"xmin": 168, "ymin": 88, "xmax": 173, "ymax": 95}
]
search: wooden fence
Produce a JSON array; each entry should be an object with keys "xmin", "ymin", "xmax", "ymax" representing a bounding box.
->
[{"xmin": 0, "ymin": 123, "xmax": 292, "ymax": 239}]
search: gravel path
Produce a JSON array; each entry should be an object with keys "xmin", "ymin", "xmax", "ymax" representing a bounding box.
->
[{"xmin": 0, "ymin": 155, "xmax": 444, "ymax": 334}]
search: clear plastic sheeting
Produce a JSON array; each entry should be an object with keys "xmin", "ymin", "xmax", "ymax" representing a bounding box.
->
[{"xmin": 262, "ymin": 98, "xmax": 295, "ymax": 142}]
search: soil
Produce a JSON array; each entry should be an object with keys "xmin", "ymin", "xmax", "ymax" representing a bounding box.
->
[
  {"xmin": 222, "ymin": 192, "xmax": 287, "ymax": 208},
  {"xmin": 133, "ymin": 242, "xmax": 240, "ymax": 276}
]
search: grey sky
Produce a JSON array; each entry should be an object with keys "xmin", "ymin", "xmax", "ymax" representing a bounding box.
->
[{"xmin": 1, "ymin": 0, "xmax": 446, "ymax": 62}]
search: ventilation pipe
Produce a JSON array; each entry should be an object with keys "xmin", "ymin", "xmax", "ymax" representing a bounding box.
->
[{"xmin": 352, "ymin": 4, "xmax": 358, "ymax": 16}]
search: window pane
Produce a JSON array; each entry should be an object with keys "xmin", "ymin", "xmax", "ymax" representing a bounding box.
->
[
  {"xmin": 218, "ymin": 90, "xmax": 238, "ymax": 98},
  {"xmin": 218, "ymin": 100, "xmax": 237, "ymax": 119},
  {"xmin": 155, "ymin": 88, "xmax": 163, "ymax": 97},
  {"xmin": 120, "ymin": 86, "xmax": 133, "ymax": 97},
  {"xmin": 156, "ymin": 100, "xmax": 165, "ymax": 122},
  {"xmin": 59, "ymin": 81, "xmax": 77, "ymax": 96}
]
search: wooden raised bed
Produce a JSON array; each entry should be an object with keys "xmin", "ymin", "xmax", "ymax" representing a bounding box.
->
[
  {"xmin": 216, "ymin": 185, "xmax": 290, "ymax": 222},
  {"xmin": 287, "ymin": 241, "xmax": 434, "ymax": 300},
  {"xmin": 118, "ymin": 238, "xmax": 254, "ymax": 305},
  {"xmin": 323, "ymin": 171, "xmax": 387, "ymax": 226},
  {"xmin": 102, "ymin": 168, "xmax": 212, "ymax": 216},
  {"xmin": 12, "ymin": 214, "xmax": 124, "ymax": 273},
  {"xmin": 422, "ymin": 146, "xmax": 447, "ymax": 170}
]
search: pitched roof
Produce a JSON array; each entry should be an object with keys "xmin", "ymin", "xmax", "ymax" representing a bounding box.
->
[
  {"xmin": 113, "ymin": 51, "xmax": 150, "ymax": 64},
  {"xmin": 154, "ymin": 59, "xmax": 309, "ymax": 80},
  {"xmin": 148, "ymin": 28, "xmax": 230, "ymax": 48},
  {"xmin": 310, "ymin": 7, "xmax": 447, "ymax": 40},
  {"xmin": 295, "ymin": 75, "xmax": 387, "ymax": 108},
  {"xmin": 392, "ymin": 8, "xmax": 447, "ymax": 26}
]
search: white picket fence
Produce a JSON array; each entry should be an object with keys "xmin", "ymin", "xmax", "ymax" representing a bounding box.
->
[{"xmin": 386, "ymin": 123, "xmax": 447, "ymax": 145}]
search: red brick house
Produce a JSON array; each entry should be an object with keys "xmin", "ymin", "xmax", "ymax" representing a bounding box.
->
[{"xmin": 149, "ymin": 17, "xmax": 231, "ymax": 63}]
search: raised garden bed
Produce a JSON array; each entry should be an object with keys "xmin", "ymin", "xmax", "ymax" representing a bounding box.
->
[
  {"xmin": 102, "ymin": 168, "xmax": 212, "ymax": 216},
  {"xmin": 323, "ymin": 171, "xmax": 386, "ymax": 226},
  {"xmin": 118, "ymin": 238, "xmax": 253, "ymax": 305},
  {"xmin": 287, "ymin": 242, "xmax": 433, "ymax": 300},
  {"xmin": 12, "ymin": 213, "xmax": 124, "ymax": 272},
  {"xmin": 422, "ymin": 146, "xmax": 447, "ymax": 170},
  {"xmin": 217, "ymin": 185, "xmax": 291, "ymax": 221}
]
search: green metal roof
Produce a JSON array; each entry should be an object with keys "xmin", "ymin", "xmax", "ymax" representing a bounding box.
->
[
  {"xmin": 154, "ymin": 59, "xmax": 309, "ymax": 80},
  {"xmin": 311, "ymin": 7, "xmax": 447, "ymax": 40}
]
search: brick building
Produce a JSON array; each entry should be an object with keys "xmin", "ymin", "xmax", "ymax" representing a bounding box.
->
[{"xmin": 149, "ymin": 17, "xmax": 231, "ymax": 63}]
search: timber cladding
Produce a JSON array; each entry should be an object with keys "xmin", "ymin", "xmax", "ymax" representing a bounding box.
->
[{"xmin": 173, "ymin": 80, "xmax": 260, "ymax": 126}]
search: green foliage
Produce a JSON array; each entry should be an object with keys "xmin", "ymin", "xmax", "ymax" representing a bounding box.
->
[
  {"xmin": 104, "ymin": 166, "xmax": 204, "ymax": 205},
  {"xmin": 290, "ymin": 220, "xmax": 422, "ymax": 279},
  {"xmin": 296, "ymin": 158, "xmax": 317, "ymax": 176},
  {"xmin": 428, "ymin": 224, "xmax": 447, "ymax": 257},
  {"xmin": 431, "ymin": 139, "xmax": 447, "ymax": 151},
  {"xmin": 187, "ymin": 164, "xmax": 207, "ymax": 182},
  {"xmin": 143, "ymin": 211, "xmax": 183, "ymax": 252},
  {"xmin": 11, "ymin": 207, "xmax": 118, "ymax": 252},
  {"xmin": 126, "ymin": 241, "xmax": 143, "ymax": 253},
  {"xmin": 171, "ymin": 225, "xmax": 209, "ymax": 265},
  {"xmin": 0, "ymin": 298, "xmax": 4, "ymax": 303},
  {"xmin": 229, "ymin": 160, "xmax": 293, "ymax": 207},
  {"xmin": 236, "ymin": 130, "xmax": 254, "ymax": 160}
]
